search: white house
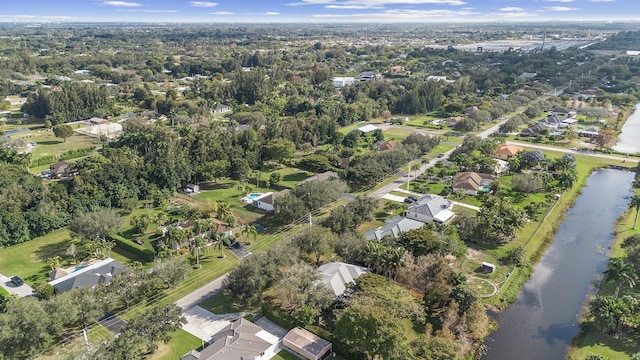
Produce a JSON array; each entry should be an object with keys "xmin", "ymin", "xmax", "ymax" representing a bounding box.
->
[
  {"xmin": 332, "ymin": 77, "xmax": 356, "ymax": 88},
  {"xmin": 317, "ymin": 262, "xmax": 370, "ymax": 297},
  {"xmin": 357, "ymin": 124, "xmax": 380, "ymax": 134},
  {"xmin": 404, "ymin": 194, "xmax": 455, "ymax": 224},
  {"xmin": 365, "ymin": 216, "xmax": 425, "ymax": 241}
]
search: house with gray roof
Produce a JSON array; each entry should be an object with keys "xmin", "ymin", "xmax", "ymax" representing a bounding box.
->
[
  {"xmin": 317, "ymin": 261, "xmax": 369, "ymax": 297},
  {"xmin": 180, "ymin": 318, "xmax": 279, "ymax": 360},
  {"xmin": 404, "ymin": 194, "xmax": 455, "ymax": 225},
  {"xmin": 48, "ymin": 258, "xmax": 125, "ymax": 293},
  {"xmin": 365, "ymin": 216, "xmax": 425, "ymax": 241}
]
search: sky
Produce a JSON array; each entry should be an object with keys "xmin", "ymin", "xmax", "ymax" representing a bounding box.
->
[{"xmin": 0, "ymin": 0, "xmax": 639, "ymax": 23}]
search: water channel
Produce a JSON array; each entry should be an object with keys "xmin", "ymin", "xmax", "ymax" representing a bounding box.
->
[
  {"xmin": 485, "ymin": 169, "xmax": 635, "ymax": 360},
  {"xmin": 613, "ymin": 103, "xmax": 640, "ymax": 154}
]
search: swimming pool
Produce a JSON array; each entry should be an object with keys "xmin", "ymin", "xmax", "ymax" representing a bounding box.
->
[
  {"xmin": 244, "ymin": 193, "xmax": 263, "ymax": 201},
  {"xmin": 72, "ymin": 265, "xmax": 87, "ymax": 273}
]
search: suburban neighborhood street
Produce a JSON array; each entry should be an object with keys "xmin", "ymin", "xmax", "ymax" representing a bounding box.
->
[{"xmin": 506, "ymin": 140, "xmax": 639, "ymax": 163}]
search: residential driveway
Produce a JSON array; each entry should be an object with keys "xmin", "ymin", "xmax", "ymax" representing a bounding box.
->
[
  {"xmin": 0, "ymin": 273, "xmax": 34, "ymax": 297},
  {"xmin": 176, "ymin": 274, "xmax": 228, "ymax": 309},
  {"xmin": 254, "ymin": 315, "xmax": 289, "ymax": 339},
  {"xmin": 382, "ymin": 193, "xmax": 406, "ymax": 203},
  {"xmin": 182, "ymin": 306, "xmax": 243, "ymax": 341}
]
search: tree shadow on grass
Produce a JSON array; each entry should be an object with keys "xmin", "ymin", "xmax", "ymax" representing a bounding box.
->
[
  {"xmin": 34, "ymin": 140, "xmax": 63, "ymax": 145},
  {"xmin": 282, "ymin": 172, "xmax": 310, "ymax": 183},
  {"xmin": 34, "ymin": 240, "xmax": 70, "ymax": 263},
  {"xmin": 200, "ymin": 182, "xmax": 235, "ymax": 191}
]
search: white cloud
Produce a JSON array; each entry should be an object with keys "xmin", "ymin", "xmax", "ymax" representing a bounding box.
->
[
  {"xmin": 101, "ymin": 1, "xmax": 142, "ymax": 6},
  {"xmin": 545, "ymin": 6, "xmax": 578, "ymax": 10},
  {"xmin": 312, "ymin": 8, "xmax": 478, "ymax": 20},
  {"xmin": 325, "ymin": 5, "xmax": 383, "ymax": 9},
  {"xmin": 290, "ymin": 0, "xmax": 466, "ymax": 6},
  {"xmin": 590, "ymin": 0, "xmax": 614, "ymax": 2},
  {"xmin": 500, "ymin": 7, "xmax": 525, "ymax": 11},
  {"xmin": 545, "ymin": 0, "xmax": 575, "ymax": 2},
  {"xmin": 491, "ymin": 11, "xmax": 537, "ymax": 17},
  {"xmin": 190, "ymin": 1, "xmax": 218, "ymax": 7},
  {"xmin": 125, "ymin": 9, "xmax": 179, "ymax": 12},
  {"xmin": 263, "ymin": 12, "xmax": 280, "ymax": 15},
  {"xmin": 210, "ymin": 11, "xmax": 234, "ymax": 14}
]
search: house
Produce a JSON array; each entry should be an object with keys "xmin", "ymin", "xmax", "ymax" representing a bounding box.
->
[
  {"xmin": 389, "ymin": 65, "xmax": 405, "ymax": 74},
  {"xmin": 48, "ymin": 258, "xmax": 125, "ymax": 293},
  {"xmin": 302, "ymin": 171, "xmax": 339, "ymax": 183},
  {"xmin": 520, "ymin": 124, "xmax": 543, "ymax": 137},
  {"xmin": 426, "ymin": 75, "xmax": 447, "ymax": 82},
  {"xmin": 180, "ymin": 318, "xmax": 279, "ymax": 360},
  {"xmin": 212, "ymin": 104, "xmax": 232, "ymax": 115},
  {"xmin": 359, "ymin": 71, "xmax": 383, "ymax": 81},
  {"xmin": 332, "ymin": 77, "xmax": 356, "ymax": 88},
  {"xmin": 283, "ymin": 327, "xmax": 333, "ymax": 360},
  {"xmin": 317, "ymin": 262, "xmax": 370, "ymax": 297},
  {"xmin": 246, "ymin": 189, "xmax": 290, "ymax": 213},
  {"xmin": 88, "ymin": 117, "xmax": 108, "ymax": 126},
  {"xmin": 580, "ymin": 126, "xmax": 600, "ymax": 137},
  {"xmin": 356, "ymin": 124, "xmax": 379, "ymax": 134},
  {"xmin": 365, "ymin": 216, "xmax": 425, "ymax": 241},
  {"xmin": 377, "ymin": 140, "xmax": 400, "ymax": 152},
  {"xmin": 74, "ymin": 69, "xmax": 91, "ymax": 75},
  {"xmin": 3, "ymin": 97, "xmax": 27, "ymax": 106},
  {"xmin": 517, "ymin": 72, "xmax": 537, "ymax": 80},
  {"xmin": 452, "ymin": 172, "xmax": 496, "ymax": 195},
  {"xmin": 50, "ymin": 161, "xmax": 69, "ymax": 178},
  {"xmin": 493, "ymin": 144, "xmax": 523, "ymax": 160},
  {"xmin": 445, "ymin": 116, "xmax": 464, "ymax": 127},
  {"xmin": 404, "ymin": 194, "xmax": 455, "ymax": 225},
  {"xmin": 184, "ymin": 184, "xmax": 200, "ymax": 195}
]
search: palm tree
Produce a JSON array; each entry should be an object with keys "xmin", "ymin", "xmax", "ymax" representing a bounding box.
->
[
  {"xmin": 155, "ymin": 212, "xmax": 169, "ymax": 227},
  {"xmin": 629, "ymin": 195, "xmax": 640, "ymax": 229},
  {"xmin": 165, "ymin": 226, "xmax": 186, "ymax": 249},
  {"xmin": 189, "ymin": 236, "xmax": 208, "ymax": 269},
  {"xmin": 193, "ymin": 219, "xmax": 207, "ymax": 237},
  {"xmin": 365, "ymin": 241, "xmax": 383, "ymax": 274},
  {"xmin": 384, "ymin": 247, "xmax": 406, "ymax": 281},
  {"xmin": 604, "ymin": 258, "xmax": 637, "ymax": 298},
  {"xmin": 557, "ymin": 170, "xmax": 578, "ymax": 189},
  {"xmin": 47, "ymin": 256, "xmax": 62, "ymax": 270},
  {"xmin": 217, "ymin": 202, "xmax": 232, "ymax": 219},
  {"xmin": 215, "ymin": 233, "xmax": 232, "ymax": 258},
  {"xmin": 242, "ymin": 224, "xmax": 258, "ymax": 244}
]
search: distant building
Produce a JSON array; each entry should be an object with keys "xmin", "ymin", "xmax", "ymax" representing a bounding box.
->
[
  {"xmin": 359, "ymin": 71, "xmax": 383, "ymax": 81},
  {"xmin": 356, "ymin": 124, "xmax": 380, "ymax": 134},
  {"xmin": 365, "ymin": 216, "xmax": 425, "ymax": 241},
  {"xmin": 49, "ymin": 161, "xmax": 69, "ymax": 179},
  {"xmin": 332, "ymin": 77, "xmax": 356, "ymax": 88},
  {"xmin": 493, "ymin": 144, "xmax": 523, "ymax": 160},
  {"xmin": 452, "ymin": 172, "xmax": 496, "ymax": 196},
  {"xmin": 317, "ymin": 262, "xmax": 369, "ymax": 297},
  {"xmin": 405, "ymin": 194, "xmax": 455, "ymax": 224},
  {"xmin": 3, "ymin": 97, "xmax": 27, "ymax": 106},
  {"xmin": 517, "ymin": 72, "xmax": 537, "ymax": 80}
]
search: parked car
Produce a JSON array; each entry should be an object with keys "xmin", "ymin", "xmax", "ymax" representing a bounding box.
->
[
  {"xmin": 10, "ymin": 276, "xmax": 24, "ymax": 286},
  {"xmin": 404, "ymin": 197, "xmax": 416, "ymax": 204},
  {"xmin": 437, "ymin": 153, "xmax": 445, "ymax": 158},
  {"xmin": 133, "ymin": 238, "xmax": 144, "ymax": 246},
  {"xmin": 408, "ymin": 195, "xmax": 419, "ymax": 202}
]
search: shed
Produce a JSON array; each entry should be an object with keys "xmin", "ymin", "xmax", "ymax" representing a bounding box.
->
[
  {"xmin": 283, "ymin": 327, "xmax": 332, "ymax": 360},
  {"xmin": 482, "ymin": 262, "xmax": 496, "ymax": 274}
]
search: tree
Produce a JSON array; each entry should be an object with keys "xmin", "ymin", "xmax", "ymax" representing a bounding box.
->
[
  {"xmin": 189, "ymin": 236, "xmax": 208, "ymax": 269},
  {"xmin": 52, "ymin": 124, "xmax": 74, "ymax": 142},
  {"xmin": 293, "ymin": 226, "xmax": 337, "ymax": 266},
  {"xmin": 629, "ymin": 195, "xmax": 640, "ymax": 229},
  {"xmin": 334, "ymin": 304, "xmax": 408, "ymax": 360},
  {"xmin": 164, "ymin": 225, "xmax": 187, "ymax": 249},
  {"xmin": 66, "ymin": 242, "xmax": 78, "ymax": 264},
  {"xmin": 242, "ymin": 224, "xmax": 258, "ymax": 244},
  {"xmin": 511, "ymin": 173, "xmax": 544, "ymax": 193},
  {"xmin": 130, "ymin": 213, "xmax": 152, "ymax": 234},
  {"xmin": 47, "ymin": 256, "xmax": 61, "ymax": 270},
  {"xmin": 215, "ymin": 233, "xmax": 232, "ymax": 258},
  {"xmin": 604, "ymin": 258, "xmax": 637, "ymax": 298},
  {"xmin": 151, "ymin": 257, "xmax": 190, "ymax": 289},
  {"xmin": 268, "ymin": 172, "xmax": 281, "ymax": 189},
  {"xmin": 69, "ymin": 209, "xmax": 123, "ymax": 243},
  {"xmin": 263, "ymin": 138, "xmax": 296, "ymax": 163},
  {"xmin": 557, "ymin": 170, "xmax": 578, "ymax": 189}
]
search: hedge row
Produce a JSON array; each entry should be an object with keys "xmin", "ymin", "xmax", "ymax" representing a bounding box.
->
[
  {"xmin": 32, "ymin": 146, "xmax": 97, "ymax": 167},
  {"xmin": 111, "ymin": 234, "xmax": 155, "ymax": 263}
]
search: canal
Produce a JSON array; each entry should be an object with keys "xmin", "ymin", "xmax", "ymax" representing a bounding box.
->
[
  {"xmin": 485, "ymin": 169, "xmax": 634, "ymax": 360},
  {"xmin": 614, "ymin": 104, "xmax": 640, "ymax": 154}
]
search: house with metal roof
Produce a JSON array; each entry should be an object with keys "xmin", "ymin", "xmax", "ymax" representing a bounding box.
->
[
  {"xmin": 283, "ymin": 327, "xmax": 332, "ymax": 360},
  {"xmin": 364, "ymin": 216, "xmax": 425, "ymax": 241},
  {"xmin": 180, "ymin": 318, "xmax": 279, "ymax": 360},
  {"xmin": 48, "ymin": 258, "xmax": 125, "ymax": 293},
  {"xmin": 317, "ymin": 262, "xmax": 370, "ymax": 297},
  {"xmin": 404, "ymin": 194, "xmax": 455, "ymax": 225}
]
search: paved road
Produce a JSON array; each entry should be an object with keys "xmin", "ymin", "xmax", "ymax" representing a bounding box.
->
[
  {"xmin": 0, "ymin": 273, "xmax": 34, "ymax": 297},
  {"xmin": 176, "ymin": 274, "xmax": 228, "ymax": 310},
  {"xmin": 506, "ymin": 141, "xmax": 639, "ymax": 164}
]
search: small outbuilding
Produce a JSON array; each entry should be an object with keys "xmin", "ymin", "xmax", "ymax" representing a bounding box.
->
[
  {"xmin": 283, "ymin": 327, "xmax": 333, "ymax": 360},
  {"xmin": 482, "ymin": 262, "xmax": 496, "ymax": 274}
]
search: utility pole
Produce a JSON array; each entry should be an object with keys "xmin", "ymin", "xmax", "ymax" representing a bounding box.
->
[{"xmin": 407, "ymin": 160, "xmax": 411, "ymax": 190}]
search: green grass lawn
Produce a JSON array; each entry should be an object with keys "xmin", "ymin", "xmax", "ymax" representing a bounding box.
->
[
  {"xmin": 272, "ymin": 350, "xmax": 301, "ymax": 360},
  {"xmin": 198, "ymin": 289, "xmax": 256, "ymax": 314},
  {"xmin": 384, "ymin": 128, "xmax": 416, "ymax": 141},
  {"xmin": 14, "ymin": 129, "xmax": 99, "ymax": 158},
  {"xmin": 147, "ymin": 329, "xmax": 202, "ymax": 360}
]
